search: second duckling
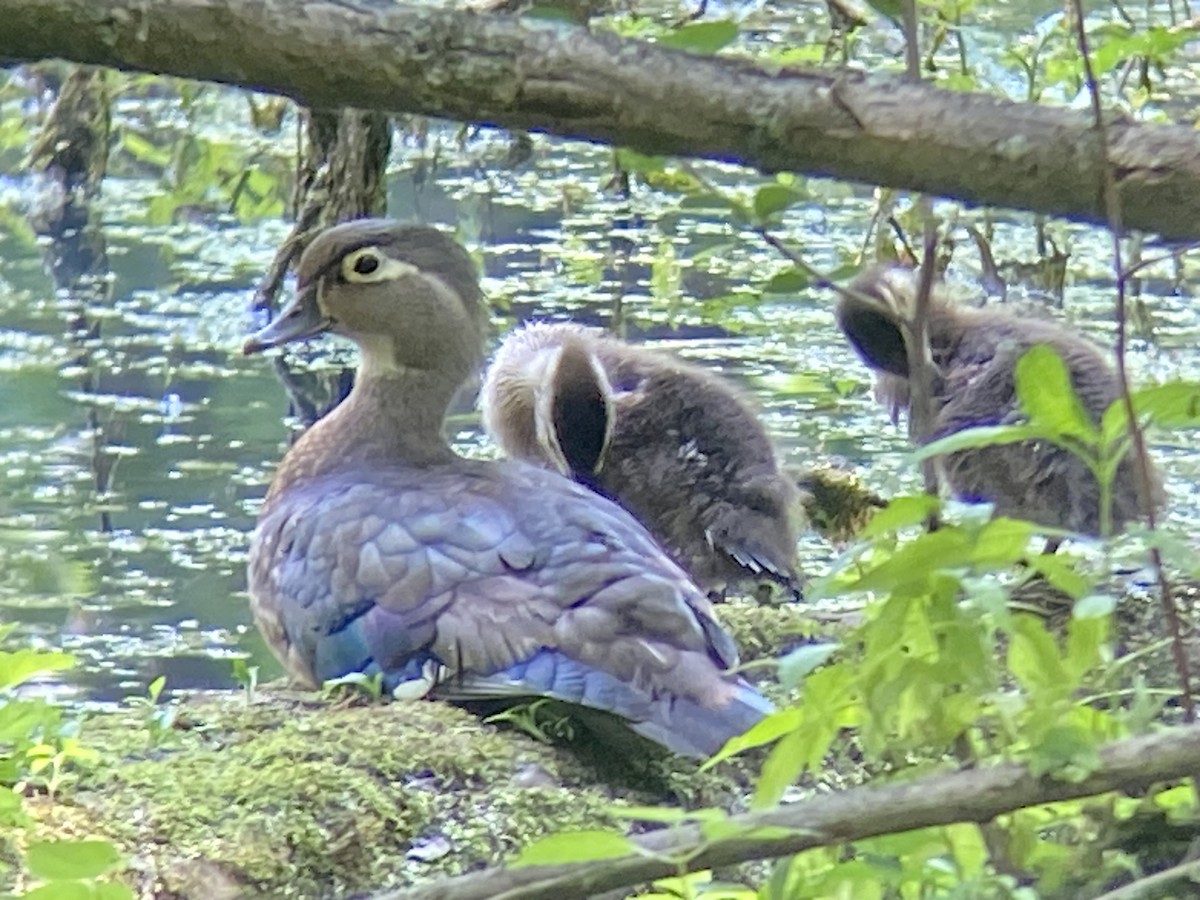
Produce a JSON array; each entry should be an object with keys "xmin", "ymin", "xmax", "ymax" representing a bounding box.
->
[
  {"xmin": 836, "ymin": 265, "xmax": 1162, "ymax": 536},
  {"xmin": 481, "ymin": 322, "xmax": 802, "ymax": 598}
]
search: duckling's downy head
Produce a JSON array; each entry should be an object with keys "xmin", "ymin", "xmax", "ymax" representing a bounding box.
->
[
  {"xmin": 246, "ymin": 219, "xmax": 485, "ymax": 379},
  {"xmin": 480, "ymin": 323, "xmax": 615, "ymax": 478},
  {"xmin": 836, "ymin": 265, "xmax": 1162, "ymax": 535}
]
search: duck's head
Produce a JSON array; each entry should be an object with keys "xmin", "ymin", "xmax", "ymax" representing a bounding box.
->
[{"xmin": 245, "ymin": 219, "xmax": 486, "ymax": 380}]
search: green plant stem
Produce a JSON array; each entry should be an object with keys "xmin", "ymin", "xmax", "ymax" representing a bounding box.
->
[
  {"xmin": 909, "ymin": 199, "xmax": 942, "ymax": 526},
  {"xmin": 1067, "ymin": 0, "xmax": 1194, "ymax": 731}
]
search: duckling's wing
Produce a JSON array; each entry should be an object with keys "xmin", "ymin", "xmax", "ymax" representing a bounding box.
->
[
  {"xmin": 248, "ymin": 462, "xmax": 769, "ymax": 758},
  {"xmin": 712, "ymin": 525, "xmax": 799, "ymax": 586}
]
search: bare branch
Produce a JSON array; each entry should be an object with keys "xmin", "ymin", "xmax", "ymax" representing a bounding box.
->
[
  {"xmin": 6, "ymin": 0, "xmax": 1200, "ymax": 237},
  {"xmin": 1093, "ymin": 857, "xmax": 1200, "ymax": 900},
  {"xmin": 379, "ymin": 725, "xmax": 1200, "ymax": 900}
]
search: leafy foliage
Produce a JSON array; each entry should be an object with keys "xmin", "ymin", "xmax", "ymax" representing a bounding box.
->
[
  {"xmin": 0, "ymin": 630, "xmax": 131, "ymax": 898},
  {"xmin": 510, "ymin": 346, "xmax": 1200, "ymax": 897}
]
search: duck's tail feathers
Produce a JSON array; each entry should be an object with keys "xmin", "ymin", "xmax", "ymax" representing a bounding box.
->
[{"xmin": 429, "ymin": 649, "xmax": 772, "ymax": 759}]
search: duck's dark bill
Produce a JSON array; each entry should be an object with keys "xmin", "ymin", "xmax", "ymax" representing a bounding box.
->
[{"xmin": 244, "ymin": 290, "xmax": 332, "ymax": 355}]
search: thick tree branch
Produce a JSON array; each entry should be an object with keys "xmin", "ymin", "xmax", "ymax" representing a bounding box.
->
[
  {"xmin": 5, "ymin": 0, "xmax": 1200, "ymax": 237},
  {"xmin": 379, "ymin": 724, "xmax": 1200, "ymax": 900}
]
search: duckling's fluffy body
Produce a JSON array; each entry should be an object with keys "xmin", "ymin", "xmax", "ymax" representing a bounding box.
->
[
  {"xmin": 481, "ymin": 322, "xmax": 801, "ymax": 596},
  {"xmin": 837, "ymin": 265, "xmax": 1161, "ymax": 535},
  {"xmin": 245, "ymin": 220, "xmax": 770, "ymax": 758}
]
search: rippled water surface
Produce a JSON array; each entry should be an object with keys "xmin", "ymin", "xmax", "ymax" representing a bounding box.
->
[{"xmin": 2, "ymin": 0, "xmax": 1199, "ymax": 703}]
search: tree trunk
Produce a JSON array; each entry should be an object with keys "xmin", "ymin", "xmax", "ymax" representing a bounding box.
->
[{"xmin": 4, "ymin": 0, "xmax": 1200, "ymax": 237}]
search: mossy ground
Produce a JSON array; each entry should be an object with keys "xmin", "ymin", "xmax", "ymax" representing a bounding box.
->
[{"xmin": 14, "ymin": 602, "xmax": 823, "ymax": 899}]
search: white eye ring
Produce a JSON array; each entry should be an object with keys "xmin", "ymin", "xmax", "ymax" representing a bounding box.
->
[{"xmin": 341, "ymin": 248, "xmax": 419, "ymax": 284}]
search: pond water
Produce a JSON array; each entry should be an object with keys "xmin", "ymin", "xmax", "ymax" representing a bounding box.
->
[{"xmin": 1, "ymin": 0, "xmax": 1199, "ymax": 705}]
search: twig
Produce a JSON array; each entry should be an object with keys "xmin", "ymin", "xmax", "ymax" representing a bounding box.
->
[
  {"xmin": 901, "ymin": 0, "xmax": 921, "ymax": 81},
  {"xmin": 674, "ymin": 162, "xmax": 867, "ymax": 308},
  {"xmin": 1120, "ymin": 241, "xmax": 1200, "ymax": 281},
  {"xmin": 1067, "ymin": 0, "xmax": 1195, "ymax": 730},
  {"xmin": 908, "ymin": 200, "xmax": 940, "ymax": 494},
  {"xmin": 1092, "ymin": 856, "xmax": 1200, "ymax": 900},
  {"xmin": 379, "ymin": 724, "xmax": 1200, "ymax": 900}
]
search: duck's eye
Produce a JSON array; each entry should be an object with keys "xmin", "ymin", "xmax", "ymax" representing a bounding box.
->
[
  {"xmin": 339, "ymin": 248, "xmax": 418, "ymax": 285},
  {"xmin": 341, "ymin": 248, "xmax": 385, "ymax": 283}
]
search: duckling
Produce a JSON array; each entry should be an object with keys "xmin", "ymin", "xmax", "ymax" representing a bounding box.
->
[
  {"xmin": 243, "ymin": 219, "xmax": 771, "ymax": 758},
  {"xmin": 835, "ymin": 265, "xmax": 1161, "ymax": 536},
  {"xmin": 480, "ymin": 322, "xmax": 802, "ymax": 599}
]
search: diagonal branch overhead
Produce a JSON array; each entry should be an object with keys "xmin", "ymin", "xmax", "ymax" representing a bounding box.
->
[{"xmin": 4, "ymin": 0, "xmax": 1200, "ymax": 238}]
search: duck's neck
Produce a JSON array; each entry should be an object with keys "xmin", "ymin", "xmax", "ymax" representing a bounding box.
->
[{"xmin": 266, "ymin": 369, "xmax": 462, "ymax": 501}]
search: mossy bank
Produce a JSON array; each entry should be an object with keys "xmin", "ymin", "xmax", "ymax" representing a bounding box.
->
[{"xmin": 10, "ymin": 602, "xmax": 826, "ymax": 899}]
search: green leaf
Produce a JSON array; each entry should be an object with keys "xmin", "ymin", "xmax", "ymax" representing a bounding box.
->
[
  {"xmin": 0, "ymin": 697, "xmax": 62, "ymax": 742},
  {"xmin": 753, "ymin": 725, "xmax": 809, "ymax": 807},
  {"xmin": 1065, "ymin": 609, "xmax": 1108, "ymax": 679},
  {"xmin": 1014, "ymin": 345, "xmax": 1100, "ymax": 442},
  {"xmin": 961, "ymin": 576, "xmax": 1012, "ymax": 627},
  {"xmin": 762, "ymin": 267, "xmax": 809, "ymax": 294},
  {"xmin": 658, "ymin": 20, "xmax": 739, "ymax": 54},
  {"xmin": 94, "ymin": 883, "xmax": 136, "ymax": 900},
  {"xmin": 844, "ymin": 528, "xmax": 973, "ymax": 594},
  {"xmin": 913, "ymin": 424, "xmax": 1042, "ymax": 461},
  {"xmin": 860, "ymin": 494, "xmax": 941, "ymax": 537},
  {"xmin": 613, "ymin": 148, "xmax": 667, "ymax": 176},
  {"xmin": 969, "ymin": 518, "xmax": 1038, "ymax": 567},
  {"xmin": 512, "ymin": 830, "xmax": 635, "ymax": 867},
  {"xmin": 146, "ymin": 675, "xmax": 166, "ymax": 703},
  {"xmin": 119, "ymin": 130, "xmax": 171, "ymax": 168},
  {"xmin": 753, "ymin": 184, "xmax": 804, "ymax": 222},
  {"xmin": 777, "ymin": 643, "xmax": 840, "ymax": 689},
  {"xmin": 1028, "ymin": 552, "xmax": 1093, "ymax": 600},
  {"xmin": 20, "ymin": 882, "xmax": 94, "ymax": 900},
  {"xmin": 1131, "ymin": 381, "xmax": 1200, "ymax": 430},
  {"xmin": 752, "ymin": 667, "xmax": 853, "ymax": 806},
  {"xmin": 1029, "ymin": 723, "xmax": 1102, "ymax": 780},
  {"xmin": 702, "ymin": 706, "xmax": 802, "ymax": 769},
  {"xmin": 1008, "ymin": 615, "xmax": 1068, "ymax": 694},
  {"xmin": 25, "ymin": 840, "xmax": 122, "ymax": 880},
  {"xmin": 0, "ymin": 648, "xmax": 75, "ymax": 691},
  {"xmin": 0, "ymin": 786, "xmax": 29, "ymax": 828},
  {"xmin": 1072, "ymin": 594, "xmax": 1116, "ymax": 619},
  {"xmin": 231, "ymin": 658, "xmax": 258, "ymax": 689}
]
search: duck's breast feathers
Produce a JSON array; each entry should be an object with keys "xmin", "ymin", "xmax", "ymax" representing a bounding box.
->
[{"xmin": 249, "ymin": 461, "xmax": 742, "ymax": 701}]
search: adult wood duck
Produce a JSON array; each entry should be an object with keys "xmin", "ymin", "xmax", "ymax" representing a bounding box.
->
[
  {"xmin": 243, "ymin": 219, "xmax": 771, "ymax": 758},
  {"xmin": 480, "ymin": 322, "xmax": 802, "ymax": 599},
  {"xmin": 836, "ymin": 265, "xmax": 1162, "ymax": 536}
]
